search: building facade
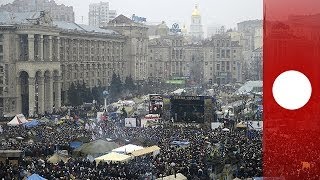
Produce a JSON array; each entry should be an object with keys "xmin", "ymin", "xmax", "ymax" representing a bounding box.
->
[
  {"xmin": 106, "ymin": 15, "xmax": 149, "ymax": 82},
  {"xmin": 0, "ymin": 12, "xmax": 126, "ymax": 117},
  {"xmin": 203, "ymin": 34, "xmax": 243, "ymax": 85},
  {"xmin": 0, "ymin": 0, "xmax": 75, "ymax": 22},
  {"xmin": 249, "ymin": 47, "xmax": 262, "ymax": 81},
  {"xmin": 89, "ymin": 2, "xmax": 117, "ymax": 27}
]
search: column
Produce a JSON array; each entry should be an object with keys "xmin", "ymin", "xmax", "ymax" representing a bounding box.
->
[
  {"xmin": 15, "ymin": 35, "xmax": 20, "ymax": 61},
  {"xmin": 39, "ymin": 35, "xmax": 43, "ymax": 61},
  {"xmin": 54, "ymin": 77, "xmax": 61, "ymax": 109},
  {"xmin": 38, "ymin": 76, "xmax": 45, "ymax": 115},
  {"xmin": 48, "ymin": 36, "xmax": 52, "ymax": 61},
  {"xmin": 28, "ymin": 34, "xmax": 34, "ymax": 61},
  {"xmin": 28, "ymin": 77, "xmax": 35, "ymax": 117},
  {"xmin": 56, "ymin": 37, "xmax": 60, "ymax": 61},
  {"xmin": 48, "ymin": 77, "xmax": 53, "ymax": 113},
  {"xmin": 16, "ymin": 77, "xmax": 22, "ymax": 113}
]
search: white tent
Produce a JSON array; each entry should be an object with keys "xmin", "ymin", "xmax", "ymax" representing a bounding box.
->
[
  {"xmin": 95, "ymin": 152, "xmax": 132, "ymax": 164},
  {"xmin": 7, "ymin": 114, "xmax": 28, "ymax": 126},
  {"xmin": 236, "ymin": 81, "xmax": 262, "ymax": 95},
  {"xmin": 222, "ymin": 128, "xmax": 230, "ymax": 132},
  {"xmin": 112, "ymin": 144, "xmax": 144, "ymax": 154},
  {"xmin": 172, "ymin": 88, "xmax": 186, "ymax": 95},
  {"xmin": 156, "ymin": 173, "xmax": 187, "ymax": 180}
]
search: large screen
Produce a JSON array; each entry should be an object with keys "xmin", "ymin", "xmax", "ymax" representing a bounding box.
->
[
  {"xmin": 170, "ymin": 96, "xmax": 205, "ymax": 123},
  {"xmin": 149, "ymin": 94, "xmax": 163, "ymax": 115}
]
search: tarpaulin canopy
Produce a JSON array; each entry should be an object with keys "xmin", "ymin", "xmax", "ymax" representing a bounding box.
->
[
  {"xmin": 74, "ymin": 139, "xmax": 120, "ymax": 155},
  {"xmin": 24, "ymin": 120, "xmax": 40, "ymax": 128},
  {"xmin": 170, "ymin": 141, "xmax": 190, "ymax": 146},
  {"xmin": 131, "ymin": 145, "xmax": 160, "ymax": 157},
  {"xmin": 156, "ymin": 173, "xmax": 187, "ymax": 180},
  {"xmin": 47, "ymin": 153, "xmax": 70, "ymax": 164},
  {"xmin": 7, "ymin": 114, "xmax": 28, "ymax": 126},
  {"xmin": 69, "ymin": 141, "xmax": 83, "ymax": 149},
  {"xmin": 112, "ymin": 144, "xmax": 144, "ymax": 154},
  {"xmin": 27, "ymin": 174, "xmax": 46, "ymax": 180},
  {"xmin": 95, "ymin": 152, "xmax": 132, "ymax": 164}
]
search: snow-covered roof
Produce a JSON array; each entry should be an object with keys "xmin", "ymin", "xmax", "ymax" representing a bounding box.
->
[{"xmin": 236, "ymin": 81, "xmax": 262, "ymax": 95}]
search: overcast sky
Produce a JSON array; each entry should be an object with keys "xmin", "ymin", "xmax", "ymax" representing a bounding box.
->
[{"xmin": 1, "ymin": 0, "xmax": 262, "ymax": 31}]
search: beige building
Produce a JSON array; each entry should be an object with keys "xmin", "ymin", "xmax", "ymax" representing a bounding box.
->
[
  {"xmin": 0, "ymin": 12, "xmax": 127, "ymax": 117},
  {"xmin": 107, "ymin": 15, "xmax": 149, "ymax": 82},
  {"xmin": 147, "ymin": 21, "xmax": 203, "ymax": 84},
  {"xmin": 0, "ymin": 0, "xmax": 75, "ymax": 22},
  {"xmin": 203, "ymin": 34, "xmax": 243, "ymax": 85}
]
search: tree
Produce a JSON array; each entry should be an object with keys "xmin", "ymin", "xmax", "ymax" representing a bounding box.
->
[
  {"xmin": 124, "ymin": 75, "xmax": 136, "ymax": 92},
  {"xmin": 67, "ymin": 82, "xmax": 79, "ymax": 106},
  {"xmin": 109, "ymin": 72, "xmax": 123, "ymax": 101},
  {"xmin": 121, "ymin": 107, "xmax": 128, "ymax": 118}
]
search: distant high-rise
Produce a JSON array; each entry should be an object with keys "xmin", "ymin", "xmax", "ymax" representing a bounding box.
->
[
  {"xmin": 189, "ymin": 4, "xmax": 204, "ymax": 42},
  {"xmin": 89, "ymin": 2, "xmax": 117, "ymax": 27},
  {"xmin": 0, "ymin": 0, "xmax": 75, "ymax": 22}
]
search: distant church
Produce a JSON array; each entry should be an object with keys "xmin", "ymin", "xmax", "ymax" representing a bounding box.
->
[{"xmin": 189, "ymin": 4, "xmax": 204, "ymax": 42}]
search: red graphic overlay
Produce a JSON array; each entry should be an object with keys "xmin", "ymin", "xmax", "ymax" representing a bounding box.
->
[{"xmin": 264, "ymin": 0, "xmax": 320, "ymax": 179}]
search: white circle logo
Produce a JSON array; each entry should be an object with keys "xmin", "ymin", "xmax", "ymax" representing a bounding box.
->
[{"xmin": 272, "ymin": 70, "xmax": 312, "ymax": 110}]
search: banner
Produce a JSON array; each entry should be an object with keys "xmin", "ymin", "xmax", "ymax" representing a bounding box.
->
[{"xmin": 125, "ymin": 118, "xmax": 137, "ymax": 127}]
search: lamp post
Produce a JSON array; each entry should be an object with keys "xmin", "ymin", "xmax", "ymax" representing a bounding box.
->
[{"xmin": 103, "ymin": 90, "xmax": 109, "ymax": 112}]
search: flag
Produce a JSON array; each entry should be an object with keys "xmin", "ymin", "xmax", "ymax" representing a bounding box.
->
[
  {"xmin": 302, "ymin": 162, "xmax": 311, "ymax": 169},
  {"xmin": 92, "ymin": 133, "xmax": 96, "ymax": 140},
  {"xmin": 85, "ymin": 123, "xmax": 90, "ymax": 130},
  {"xmin": 99, "ymin": 127, "xmax": 103, "ymax": 135}
]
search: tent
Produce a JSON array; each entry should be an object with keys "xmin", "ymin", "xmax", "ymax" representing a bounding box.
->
[
  {"xmin": 156, "ymin": 173, "xmax": 187, "ymax": 180},
  {"xmin": 74, "ymin": 139, "xmax": 120, "ymax": 155},
  {"xmin": 222, "ymin": 128, "xmax": 230, "ymax": 132},
  {"xmin": 95, "ymin": 152, "xmax": 132, "ymax": 164},
  {"xmin": 112, "ymin": 144, "xmax": 144, "ymax": 154},
  {"xmin": 47, "ymin": 153, "xmax": 70, "ymax": 164},
  {"xmin": 131, "ymin": 146, "xmax": 160, "ymax": 157},
  {"xmin": 69, "ymin": 141, "xmax": 83, "ymax": 149},
  {"xmin": 236, "ymin": 122, "xmax": 247, "ymax": 128},
  {"xmin": 27, "ymin": 174, "xmax": 46, "ymax": 180},
  {"xmin": 7, "ymin": 114, "xmax": 28, "ymax": 126},
  {"xmin": 170, "ymin": 141, "xmax": 190, "ymax": 146},
  {"xmin": 172, "ymin": 88, "xmax": 186, "ymax": 95},
  {"xmin": 24, "ymin": 120, "xmax": 40, "ymax": 128}
]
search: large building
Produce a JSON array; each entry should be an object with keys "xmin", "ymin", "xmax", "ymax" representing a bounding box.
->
[
  {"xmin": 89, "ymin": 2, "xmax": 117, "ymax": 27},
  {"xmin": 106, "ymin": 15, "xmax": 149, "ymax": 82},
  {"xmin": 0, "ymin": 12, "xmax": 129, "ymax": 117},
  {"xmin": 189, "ymin": 4, "xmax": 204, "ymax": 42},
  {"xmin": 203, "ymin": 34, "xmax": 244, "ymax": 85},
  {"xmin": 0, "ymin": 0, "xmax": 75, "ymax": 22}
]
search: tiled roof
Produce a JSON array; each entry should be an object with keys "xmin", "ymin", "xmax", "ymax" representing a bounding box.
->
[
  {"xmin": 108, "ymin": 14, "xmax": 134, "ymax": 24},
  {"xmin": 0, "ymin": 11, "xmax": 41, "ymax": 24},
  {"xmin": 0, "ymin": 11, "xmax": 119, "ymax": 35}
]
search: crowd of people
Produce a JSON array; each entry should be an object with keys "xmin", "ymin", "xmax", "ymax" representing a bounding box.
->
[
  {"xmin": 5, "ymin": 84, "xmax": 318, "ymax": 180},
  {"xmin": 0, "ymin": 113, "xmax": 263, "ymax": 180}
]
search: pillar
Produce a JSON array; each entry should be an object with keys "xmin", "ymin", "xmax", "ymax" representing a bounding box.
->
[
  {"xmin": 15, "ymin": 35, "xmax": 20, "ymax": 61},
  {"xmin": 54, "ymin": 77, "xmax": 61, "ymax": 109},
  {"xmin": 56, "ymin": 37, "xmax": 60, "ymax": 61},
  {"xmin": 28, "ymin": 34, "xmax": 34, "ymax": 61},
  {"xmin": 16, "ymin": 77, "xmax": 22, "ymax": 113},
  {"xmin": 38, "ymin": 76, "xmax": 45, "ymax": 115},
  {"xmin": 39, "ymin": 35, "xmax": 43, "ymax": 61},
  {"xmin": 48, "ymin": 77, "xmax": 54, "ymax": 113},
  {"xmin": 48, "ymin": 36, "xmax": 52, "ymax": 61},
  {"xmin": 28, "ymin": 77, "xmax": 35, "ymax": 117}
]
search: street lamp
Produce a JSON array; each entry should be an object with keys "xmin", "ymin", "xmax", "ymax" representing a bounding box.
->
[{"xmin": 103, "ymin": 90, "xmax": 109, "ymax": 112}]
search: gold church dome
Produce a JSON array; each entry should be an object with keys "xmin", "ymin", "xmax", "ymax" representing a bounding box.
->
[{"xmin": 192, "ymin": 4, "xmax": 201, "ymax": 16}]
